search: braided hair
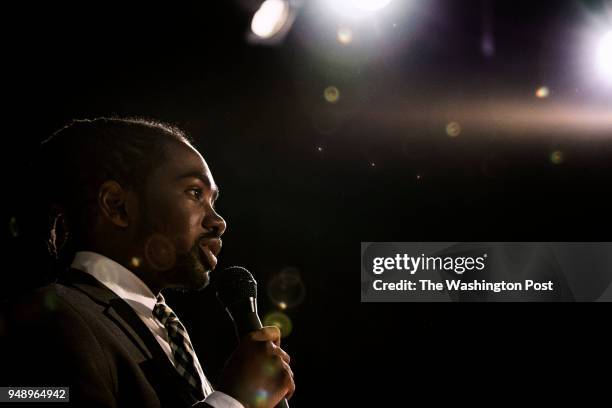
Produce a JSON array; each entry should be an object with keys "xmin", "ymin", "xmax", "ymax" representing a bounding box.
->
[{"xmin": 36, "ymin": 117, "xmax": 191, "ymax": 269}]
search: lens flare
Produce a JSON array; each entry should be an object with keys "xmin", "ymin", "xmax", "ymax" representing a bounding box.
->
[
  {"xmin": 326, "ymin": 0, "xmax": 394, "ymax": 19},
  {"xmin": 535, "ymin": 86, "xmax": 550, "ymax": 99},
  {"xmin": 263, "ymin": 311, "xmax": 293, "ymax": 338},
  {"xmin": 131, "ymin": 257, "xmax": 142, "ymax": 268},
  {"xmin": 596, "ymin": 30, "xmax": 612, "ymax": 81},
  {"xmin": 446, "ymin": 121, "xmax": 461, "ymax": 137},
  {"xmin": 550, "ymin": 151, "xmax": 564, "ymax": 165},
  {"xmin": 254, "ymin": 389, "xmax": 269, "ymax": 407},
  {"xmin": 324, "ymin": 86, "xmax": 340, "ymax": 103},
  {"xmin": 267, "ymin": 267, "xmax": 306, "ymax": 308},
  {"xmin": 355, "ymin": 0, "xmax": 392, "ymax": 11},
  {"xmin": 251, "ymin": 0, "xmax": 290, "ymax": 39},
  {"xmin": 337, "ymin": 27, "xmax": 353, "ymax": 44}
]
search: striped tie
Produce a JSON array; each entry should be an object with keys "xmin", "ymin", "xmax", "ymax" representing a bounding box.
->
[{"xmin": 153, "ymin": 294, "xmax": 213, "ymax": 400}]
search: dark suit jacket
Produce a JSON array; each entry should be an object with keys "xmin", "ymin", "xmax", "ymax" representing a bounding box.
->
[{"xmin": 1, "ymin": 269, "xmax": 214, "ymax": 407}]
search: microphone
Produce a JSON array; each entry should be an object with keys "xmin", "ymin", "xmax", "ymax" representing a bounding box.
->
[{"xmin": 216, "ymin": 266, "xmax": 289, "ymax": 408}]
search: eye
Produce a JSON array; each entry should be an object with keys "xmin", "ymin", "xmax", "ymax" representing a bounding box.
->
[{"xmin": 187, "ymin": 187, "xmax": 203, "ymax": 200}]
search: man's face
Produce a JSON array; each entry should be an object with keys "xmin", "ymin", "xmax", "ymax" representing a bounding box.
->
[{"xmin": 136, "ymin": 139, "xmax": 227, "ymax": 291}]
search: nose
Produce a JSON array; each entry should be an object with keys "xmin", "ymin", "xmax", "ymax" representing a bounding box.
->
[{"xmin": 204, "ymin": 208, "xmax": 227, "ymax": 237}]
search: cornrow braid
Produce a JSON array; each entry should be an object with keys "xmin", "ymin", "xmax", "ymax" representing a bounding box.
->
[{"xmin": 37, "ymin": 117, "xmax": 191, "ymax": 266}]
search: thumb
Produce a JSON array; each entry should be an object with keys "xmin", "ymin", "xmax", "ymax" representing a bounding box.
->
[{"xmin": 250, "ymin": 326, "xmax": 281, "ymax": 346}]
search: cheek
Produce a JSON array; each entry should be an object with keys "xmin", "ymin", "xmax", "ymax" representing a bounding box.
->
[
  {"xmin": 169, "ymin": 210, "xmax": 202, "ymax": 251},
  {"xmin": 147, "ymin": 198, "xmax": 203, "ymax": 251}
]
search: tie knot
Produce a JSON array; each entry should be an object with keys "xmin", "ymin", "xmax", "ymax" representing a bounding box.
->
[{"xmin": 153, "ymin": 298, "xmax": 174, "ymax": 326}]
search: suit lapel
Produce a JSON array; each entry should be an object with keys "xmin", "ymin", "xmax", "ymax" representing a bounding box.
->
[{"xmin": 59, "ymin": 268, "xmax": 201, "ymax": 406}]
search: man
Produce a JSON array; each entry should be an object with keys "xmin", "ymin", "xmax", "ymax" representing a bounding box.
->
[{"xmin": 1, "ymin": 118, "xmax": 294, "ymax": 407}]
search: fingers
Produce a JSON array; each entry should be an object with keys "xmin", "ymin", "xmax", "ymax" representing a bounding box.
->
[
  {"xmin": 266, "ymin": 341, "xmax": 290, "ymax": 364},
  {"xmin": 244, "ymin": 326, "xmax": 294, "ymax": 403},
  {"xmin": 280, "ymin": 359, "xmax": 295, "ymax": 400},
  {"xmin": 249, "ymin": 326, "xmax": 281, "ymax": 347}
]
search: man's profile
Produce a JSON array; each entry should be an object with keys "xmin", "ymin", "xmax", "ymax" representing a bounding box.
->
[{"xmin": 1, "ymin": 118, "xmax": 294, "ymax": 407}]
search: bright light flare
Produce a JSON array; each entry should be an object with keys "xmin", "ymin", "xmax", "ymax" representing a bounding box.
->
[
  {"xmin": 535, "ymin": 86, "xmax": 550, "ymax": 99},
  {"xmin": 251, "ymin": 0, "xmax": 290, "ymax": 39},
  {"xmin": 337, "ymin": 27, "xmax": 353, "ymax": 44},
  {"xmin": 354, "ymin": 0, "xmax": 393, "ymax": 11},
  {"xmin": 596, "ymin": 30, "xmax": 612, "ymax": 82},
  {"xmin": 328, "ymin": 0, "xmax": 394, "ymax": 19}
]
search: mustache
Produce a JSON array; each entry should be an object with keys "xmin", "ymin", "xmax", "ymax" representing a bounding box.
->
[{"xmin": 197, "ymin": 233, "xmax": 222, "ymax": 245}]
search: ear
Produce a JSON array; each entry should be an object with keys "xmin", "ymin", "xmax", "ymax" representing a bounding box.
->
[{"xmin": 98, "ymin": 180, "xmax": 132, "ymax": 228}]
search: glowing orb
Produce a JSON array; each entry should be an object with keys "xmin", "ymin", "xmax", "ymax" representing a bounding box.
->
[
  {"xmin": 337, "ymin": 27, "xmax": 353, "ymax": 44},
  {"xmin": 446, "ymin": 121, "xmax": 461, "ymax": 137},
  {"xmin": 267, "ymin": 268, "xmax": 306, "ymax": 308},
  {"xmin": 550, "ymin": 151, "xmax": 564, "ymax": 165},
  {"xmin": 535, "ymin": 86, "xmax": 550, "ymax": 99},
  {"xmin": 354, "ymin": 0, "xmax": 393, "ymax": 12},
  {"xmin": 328, "ymin": 0, "xmax": 394, "ymax": 18},
  {"xmin": 131, "ymin": 257, "xmax": 141, "ymax": 268},
  {"xmin": 596, "ymin": 30, "xmax": 612, "ymax": 81},
  {"xmin": 324, "ymin": 86, "xmax": 340, "ymax": 103},
  {"xmin": 251, "ymin": 0, "xmax": 290, "ymax": 39},
  {"xmin": 263, "ymin": 311, "xmax": 293, "ymax": 338}
]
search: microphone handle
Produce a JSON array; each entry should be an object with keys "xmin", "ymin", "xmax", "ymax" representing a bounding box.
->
[{"xmin": 228, "ymin": 304, "xmax": 290, "ymax": 408}]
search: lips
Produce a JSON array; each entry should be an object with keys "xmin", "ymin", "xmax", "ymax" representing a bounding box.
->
[{"xmin": 199, "ymin": 238, "xmax": 222, "ymax": 270}]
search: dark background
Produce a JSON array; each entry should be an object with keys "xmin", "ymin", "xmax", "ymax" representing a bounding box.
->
[{"xmin": 2, "ymin": 0, "xmax": 612, "ymax": 405}]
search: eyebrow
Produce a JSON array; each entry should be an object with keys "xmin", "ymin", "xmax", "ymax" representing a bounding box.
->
[{"xmin": 176, "ymin": 171, "xmax": 220, "ymax": 201}]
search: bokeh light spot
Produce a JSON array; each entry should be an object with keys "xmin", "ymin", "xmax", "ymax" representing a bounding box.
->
[
  {"xmin": 267, "ymin": 268, "xmax": 306, "ymax": 309},
  {"xmin": 254, "ymin": 389, "xmax": 269, "ymax": 408},
  {"xmin": 263, "ymin": 311, "xmax": 293, "ymax": 338},
  {"xmin": 536, "ymin": 86, "xmax": 550, "ymax": 99},
  {"xmin": 446, "ymin": 122, "xmax": 461, "ymax": 137},
  {"xmin": 144, "ymin": 234, "xmax": 177, "ymax": 271},
  {"xmin": 131, "ymin": 257, "xmax": 141, "ymax": 268},
  {"xmin": 337, "ymin": 27, "xmax": 353, "ymax": 44},
  {"xmin": 324, "ymin": 86, "xmax": 340, "ymax": 103},
  {"xmin": 550, "ymin": 151, "xmax": 564, "ymax": 165}
]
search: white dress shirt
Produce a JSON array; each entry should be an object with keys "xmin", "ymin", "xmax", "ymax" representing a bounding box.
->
[{"xmin": 71, "ymin": 251, "xmax": 243, "ymax": 408}]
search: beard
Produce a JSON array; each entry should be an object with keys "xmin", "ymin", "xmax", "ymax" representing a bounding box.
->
[
  {"xmin": 170, "ymin": 241, "xmax": 210, "ymax": 291},
  {"xmin": 136, "ymin": 201, "xmax": 211, "ymax": 292}
]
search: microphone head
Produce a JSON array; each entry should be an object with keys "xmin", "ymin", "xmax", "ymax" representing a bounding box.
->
[{"xmin": 215, "ymin": 266, "xmax": 258, "ymax": 306}]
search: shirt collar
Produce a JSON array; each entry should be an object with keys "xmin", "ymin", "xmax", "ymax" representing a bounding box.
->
[{"xmin": 71, "ymin": 251, "xmax": 158, "ymax": 315}]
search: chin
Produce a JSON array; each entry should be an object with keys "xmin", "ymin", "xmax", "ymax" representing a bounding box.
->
[{"xmin": 170, "ymin": 250, "xmax": 211, "ymax": 291}]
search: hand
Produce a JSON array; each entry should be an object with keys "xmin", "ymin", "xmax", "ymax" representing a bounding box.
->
[{"xmin": 217, "ymin": 326, "xmax": 295, "ymax": 408}]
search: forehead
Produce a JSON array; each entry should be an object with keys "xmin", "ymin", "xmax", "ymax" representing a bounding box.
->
[{"xmin": 151, "ymin": 139, "xmax": 217, "ymax": 187}]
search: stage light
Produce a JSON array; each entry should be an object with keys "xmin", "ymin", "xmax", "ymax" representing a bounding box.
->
[
  {"xmin": 354, "ymin": 0, "xmax": 393, "ymax": 12},
  {"xmin": 327, "ymin": 0, "xmax": 394, "ymax": 19},
  {"xmin": 596, "ymin": 30, "xmax": 612, "ymax": 82},
  {"xmin": 251, "ymin": 0, "xmax": 290, "ymax": 39}
]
